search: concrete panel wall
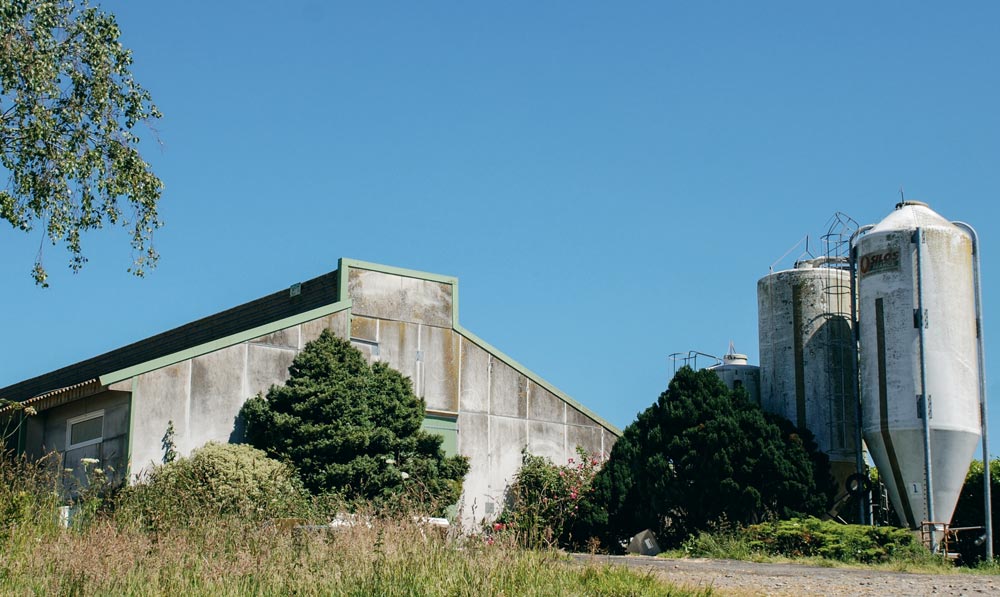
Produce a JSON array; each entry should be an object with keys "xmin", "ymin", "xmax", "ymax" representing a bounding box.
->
[
  {"xmin": 132, "ymin": 361, "xmax": 191, "ymax": 471},
  {"xmin": 459, "ymin": 337, "xmax": 490, "ymax": 413},
  {"xmin": 457, "ymin": 412, "xmax": 491, "ymax": 518},
  {"xmin": 528, "ymin": 385, "xmax": 564, "ymax": 423},
  {"xmin": 348, "ymin": 269, "xmax": 452, "ymax": 327},
  {"xmin": 130, "ymin": 312, "xmax": 352, "ymax": 476},
  {"xmin": 300, "ymin": 311, "xmax": 350, "ymax": 347},
  {"xmin": 489, "ymin": 359, "xmax": 527, "ymax": 418},
  {"xmin": 453, "ymin": 337, "xmax": 616, "ymax": 529},
  {"xmin": 189, "ymin": 344, "xmax": 247, "ymax": 448},
  {"xmin": 421, "ymin": 325, "xmax": 459, "ymax": 412},
  {"xmin": 528, "ymin": 420, "xmax": 565, "ymax": 462}
]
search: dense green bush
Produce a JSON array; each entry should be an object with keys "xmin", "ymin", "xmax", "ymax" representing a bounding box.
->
[
  {"xmin": 590, "ymin": 367, "xmax": 834, "ymax": 550},
  {"xmin": 116, "ymin": 442, "xmax": 309, "ymax": 530},
  {"xmin": 950, "ymin": 458, "xmax": 1000, "ymax": 564},
  {"xmin": 742, "ymin": 517, "xmax": 927, "ymax": 564},
  {"xmin": 241, "ymin": 330, "xmax": 469, "ymax": 516},
  {"xmin": 494, "ymin": 448, "xmax": 601, "ymax": 549}
]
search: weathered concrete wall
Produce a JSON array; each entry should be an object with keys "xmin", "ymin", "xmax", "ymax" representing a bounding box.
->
[
  {"xmin": 346, "ymin": 268, "xmax": 616, "ymax": 529},
  {"xmin": 129, "ymin": 311, "xmax": 350, "ymax": 474},
  {"xmin": 454, "ymin": 337, "xmax": 613, "ymax": 527},
  {"xmin": 108, "ymin": 265, "xmax": 615, "ymax": 532}
]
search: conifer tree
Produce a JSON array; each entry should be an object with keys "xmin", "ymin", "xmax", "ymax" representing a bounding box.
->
[
  {"xmin": 588, "ymin": 366, "xmax": 833, "ymax": 548},
  {"xmin": 241, "ymin": 330, "xmax": 468, "ymax": 514}
]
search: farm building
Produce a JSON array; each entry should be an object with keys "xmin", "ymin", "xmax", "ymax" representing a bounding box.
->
[{"xmin": 1, "ymin": 259, "xmax": 620, "ymax": 526}]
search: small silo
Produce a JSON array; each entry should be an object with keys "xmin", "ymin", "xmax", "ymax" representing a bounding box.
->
[
  {"xmin": 758, "ymin": 258, "xmax": 859, "ymax": 488},
  {"xmin": 854, "ymin": 201, "xmax": 982, "ymax": 530},
  {"xmin": 708, "ymin": 347, "xmax": 761, "ymax": 405}
]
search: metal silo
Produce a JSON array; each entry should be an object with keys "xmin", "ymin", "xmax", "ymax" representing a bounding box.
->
[
  {"xmin": 707, "ymin": 346, "xmax": 761, "ymax": 406},
  {"xmin": 757, "ymin": 258, "xmax": 860, "ymax": 488},
  {"xmin": 854, "ymin": 201, "xmax": 984, "ymax": 534}
]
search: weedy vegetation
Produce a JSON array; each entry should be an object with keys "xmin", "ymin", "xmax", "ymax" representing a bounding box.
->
[
  {"xmin": 667, "ymin": 517, "xmax": 966, "ymax": 574},
  {"xmin": 0, "ymin": 449, "xmax": 716, "ymax": 596}
]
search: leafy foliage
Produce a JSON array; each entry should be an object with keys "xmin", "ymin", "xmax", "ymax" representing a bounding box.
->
[
  {"xmin": 950, "ymin": 458, "xmax": 1000, "ymax": 564},
  {"xmin": 241, "ymin": 330, "xmax": 469, "ymax": 516},
  {"xmin": 117, "ymin": 442, "xmax": 308, "ymax": 530},
  {"xmin": 0, "ymin": 449, "xmax": 62, "ymax": 540},
  {"xmin": 590, "ymin": 366, "xmax": 834, "ymax": 549},
  {"xmin": 681, "ymin": 517, "xmax": 932, "ymax": 565},
  {"xmin": 1, "ymin": 0, "xmax": 162, "ymax": 285},
  {"xmin": 494, "ymin": 448, "xmax": 601, "ymax": 549}
]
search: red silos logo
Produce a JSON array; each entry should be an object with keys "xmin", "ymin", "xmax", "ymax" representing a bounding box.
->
[{"xmin": 859, "ymin": 249, "xmax": 901, "ymax": 277}]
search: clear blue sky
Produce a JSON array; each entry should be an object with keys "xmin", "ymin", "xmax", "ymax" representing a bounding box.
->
[{"xmin": 3, "ymin": 2, "xmax": 1000, "ymax": 453}]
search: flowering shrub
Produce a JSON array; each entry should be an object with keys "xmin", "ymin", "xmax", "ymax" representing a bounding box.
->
[{"xmin": 493, "ymin": 448, "xmax": 602, "ymax": 549}]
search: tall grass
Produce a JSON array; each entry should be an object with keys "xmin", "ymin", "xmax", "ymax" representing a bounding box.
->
[{"xmin": 0, "ymin": 451, "xmax": 713, "ymax": 596}]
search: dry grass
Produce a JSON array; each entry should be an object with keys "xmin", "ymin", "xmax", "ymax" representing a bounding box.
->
[{"xmin": 2, "ymin": 510, "xmax": 716, "ymax": 595}]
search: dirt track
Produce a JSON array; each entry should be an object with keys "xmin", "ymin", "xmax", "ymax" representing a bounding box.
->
[{"xmin": 571, "ymin": 554, "xmax": 1000, "ymax": 596}]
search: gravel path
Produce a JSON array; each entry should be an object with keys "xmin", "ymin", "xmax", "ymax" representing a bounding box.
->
[{"xmin": 571, "ymin": 554, "xmax": 1000, "ymax": 596}]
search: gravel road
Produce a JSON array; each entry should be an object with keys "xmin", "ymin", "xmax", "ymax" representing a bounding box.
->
[{"xmin": 571, "ymin": 554, "xmax": 1000, "ymax": 596}]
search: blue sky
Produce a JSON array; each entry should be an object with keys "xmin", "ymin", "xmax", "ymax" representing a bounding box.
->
[{"xmin": 3, "ymin": 2, "xmax": 1000, "ymax": 453}]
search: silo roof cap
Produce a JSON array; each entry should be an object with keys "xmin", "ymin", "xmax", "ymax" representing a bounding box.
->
[{"xmin": 870, "ymin": 201, "xmax": 955, "ymax": 234}]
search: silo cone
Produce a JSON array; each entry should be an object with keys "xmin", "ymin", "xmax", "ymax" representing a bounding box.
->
[{"xmin": 855, "ymin": 201, "xmax": 981, "ymax": 530}]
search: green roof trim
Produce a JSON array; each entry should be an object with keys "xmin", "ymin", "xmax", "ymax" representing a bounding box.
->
[
  {"xmin": 337, "ymin": 258, "xmax": 620, "ymax": 437},
  {"xmin": 99, "ymin": 299, "xmax": 352, "ymax": 386}
]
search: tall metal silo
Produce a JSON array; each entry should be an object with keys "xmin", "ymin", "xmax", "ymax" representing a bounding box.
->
[
  {"xmin": 758, "ymin": 258, "xmax": 859, "ymax": 488},
  {"xmin": 707, "ymin": 346, "xmax": 761, "ymax": 405},
  {"xmin": 854, "ymin": 201, "xmax": 983, "ymax": 532}
]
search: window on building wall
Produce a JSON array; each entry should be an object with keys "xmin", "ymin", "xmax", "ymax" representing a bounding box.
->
[{"xmin": 66, "ymin": 410, "xmax": 104, "ymax": 450}]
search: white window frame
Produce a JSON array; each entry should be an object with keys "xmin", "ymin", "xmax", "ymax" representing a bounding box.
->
[{"xmin": 66, "ymin": 410, "xmax": 105, "ymax": 450}]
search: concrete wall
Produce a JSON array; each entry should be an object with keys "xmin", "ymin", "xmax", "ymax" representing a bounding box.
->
[
  {"xmin": 346, "ymin": 268, "xmax": 616, "ymax": 528},
  {"xmin": 59, "ymin": 264, "xmax": 616, "ymax": 532},
  {"xmin": 129, "ymin": 311, "xmax": 350, "ymax": 473}
]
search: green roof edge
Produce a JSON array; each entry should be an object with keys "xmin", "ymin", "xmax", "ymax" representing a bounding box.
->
[
  {"xmin": 98, "ymin": 299, "xmax": 353, "ymax": 386},
  {"xmin": 338, "ymin": 258, "xmax": 622, "ymax": 437}
]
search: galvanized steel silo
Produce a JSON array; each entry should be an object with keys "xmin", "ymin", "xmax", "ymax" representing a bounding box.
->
[
  {"xmin": 758, "ymin": 259, "xmax": 860, "ymax": 487},
  {"xmin": 708, "ymin": 349, "xmax": 761, "ymax": 406},
  {"xmin": 854, "ymin": 201, "xmax": 982, "ymax": 530}
]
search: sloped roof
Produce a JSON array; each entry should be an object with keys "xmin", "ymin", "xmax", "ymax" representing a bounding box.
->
[{"xmin": 0, "ymin": 270, "xmax": 339, "ymax": 404}]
